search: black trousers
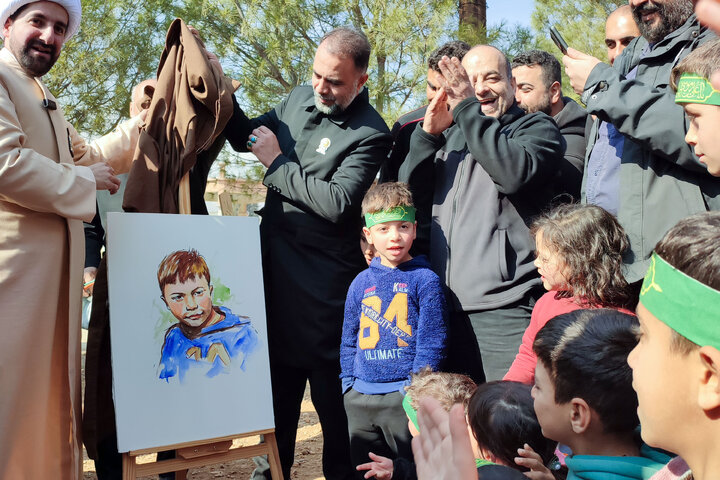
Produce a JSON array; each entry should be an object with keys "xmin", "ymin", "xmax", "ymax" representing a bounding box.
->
[
  {"xmin": 266, "ymin": 361, "xmax": 354, "ymax": 480},
  {"xmin": 343, "ymin": 389, "xmax": 413, "ymax": 479}
]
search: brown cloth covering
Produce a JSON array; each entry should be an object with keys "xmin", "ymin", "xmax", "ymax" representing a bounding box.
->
[
  {"xmin": 123, "ymin": 18, "xmax": 237, "ymax": 213},
  {"xmin": 83, "ymin": 18, "xmax": 237, "ymax": 460}
]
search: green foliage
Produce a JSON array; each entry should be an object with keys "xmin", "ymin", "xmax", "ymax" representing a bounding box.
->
[
  {"xmin": 45, "ymin": 0, "xmax": 177, "ymax": 136},
  {"xmin": 532, "ymin": 0, "xmax": 624, "ymax": 59}
]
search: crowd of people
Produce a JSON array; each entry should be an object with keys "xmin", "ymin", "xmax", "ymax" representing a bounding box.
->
[{"xmin": 0, "ymin": 0, "xmax": 719, "ymax": 479}]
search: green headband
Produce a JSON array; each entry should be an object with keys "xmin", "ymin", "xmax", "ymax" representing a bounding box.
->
[
  {"xmin": 675, "ymin": 73, "xmax": 720, "ymax": 106},
  {"xmin": 402, "ymin": 394, "xmax": 419, "ymax": 432},
  {"xmin": 364, "ymin": 206, "xmax": 416, "ymax": 228},
  {"xmin": 640, "ymin": 252, "xmax": 720, "ymax": 350}
]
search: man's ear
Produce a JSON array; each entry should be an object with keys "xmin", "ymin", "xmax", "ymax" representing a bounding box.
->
[
  {"xmin": 3, "ymin": 18, "xmax": 13, "ymax": 40},
  {"xmin": 550, "ymin": 81, "xmax": 562, "ymax": 104},
  {"xmin": 569, "ymin": 397, "xmax": 592, "ymax": 434},
  {"xmin": 357, "ymin": 72, "xmax": 369, "ymax": 93},
  {"xmin": 362, "ymin": 226, "xmax": 373, "ymax": 245},
  {"xmin": 697, "ymin": 346, "xmax": 720, "ymax": 415}
]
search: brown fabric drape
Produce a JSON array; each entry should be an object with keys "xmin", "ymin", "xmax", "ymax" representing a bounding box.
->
[{"xmin": 123, "ymin": 18, "xmax": 237, "ymax": 213}]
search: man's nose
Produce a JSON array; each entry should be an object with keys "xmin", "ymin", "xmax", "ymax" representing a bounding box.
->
[{"xmin": 316, "ymin": 78, "xmax": 329, "ymax": 94}]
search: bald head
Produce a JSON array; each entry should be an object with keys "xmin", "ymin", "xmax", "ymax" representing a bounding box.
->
[
  {"xmin": 461, "ymin": 45, "xmax": 515, "ymax": 118},
  {"xmin": 130, "ymin": 79, "xmax": 157, "ymax": 117},
  {"xmin": 605, "ymin": 5, "xmax": 640, "ymax": 65}
]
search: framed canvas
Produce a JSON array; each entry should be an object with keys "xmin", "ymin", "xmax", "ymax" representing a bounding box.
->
[{"xmin": 106, "ymin": 212, "xmax": 273, "ymax": 452}]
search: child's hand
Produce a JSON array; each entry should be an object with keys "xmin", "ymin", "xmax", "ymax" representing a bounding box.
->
[
  {"xmin": 516, "ymin": 443, "xmax": 555, "ymax": 480},
  {"xmin": 356, "ymin": 452, "xmax": 394, "ymax": 479}
]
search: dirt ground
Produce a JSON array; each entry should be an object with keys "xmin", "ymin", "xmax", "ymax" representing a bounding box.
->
[{"xmin": 81, "ymin": 332, "xmax": 325, "ymax": 480}]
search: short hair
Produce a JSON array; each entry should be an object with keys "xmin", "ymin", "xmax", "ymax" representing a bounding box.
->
[
  {"xmin": 361, "ymin": 182, "xmax": 414, "ymax": 216},
  {"xmin": 319, "ymin": 27, "xmax": 371, "ymax": 73},
  {"xmin": 467, "ymin": 381, "xmax": 555, "ymax": 472},
  {"xmin": 670, "ymin": 38, "xmax": 720, "ymax": 93},
  {"xmin": 158, "ymin": 249, "xmax": 211, "ymax": 294},
  {"xmin": 653, "ymin": 212, "xmax": 720, "ymax": 353},
  {"xmin": 427, "ymin": 40, "xmax": 472, "ymax": 72},
  {"xmin": 533, "ymin": 309, "xmax": 640, "ymax": 434},
  {"xmin": 531, "ymin": 203, "xmax": 631, "ymax": 308},
  {"xmin": 405, "ymin": 367, "xmax": 477, "ymax": 412},
  {"xmin": 511, "ymin": 50, "xmax": 562, "ymax": 88}
]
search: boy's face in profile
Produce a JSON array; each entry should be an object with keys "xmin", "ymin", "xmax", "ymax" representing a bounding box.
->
[
  {"xmin": 683, "ymin": 102, "xmax": 720, "ymax": 176},
  {"xmin": 162, "ymin": 275, "xmax": 215, "ymax": 328},
  {"xmin": 627, "ymin": 303, "xmax": 695, "ymax": 451},
  {"xmin": 531, "ymin": 362, "xmax": 572, "ymax": 444}
]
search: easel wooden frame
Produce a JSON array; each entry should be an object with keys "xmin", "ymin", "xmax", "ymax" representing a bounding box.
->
[
  {"xmin": 121, "ymin": 428, "xmax": 283, "ymax": 479},
  {"xmin": 121, "ymin": 175, "xmax": 282, "ymax": 479}
]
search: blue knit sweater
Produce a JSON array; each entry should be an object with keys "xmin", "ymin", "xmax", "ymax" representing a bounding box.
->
[{"xmin": 340, "ymin": 256, "xmax": 447, "ymax": 393}]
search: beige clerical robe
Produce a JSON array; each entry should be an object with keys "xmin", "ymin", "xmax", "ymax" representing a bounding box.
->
[{"xmin": 0, "ymin": 47, "xmax": 140, "ymax": 480}]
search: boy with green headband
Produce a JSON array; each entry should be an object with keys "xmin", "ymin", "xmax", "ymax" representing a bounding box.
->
[
  {"xmin": 340, "ymin": 183, "xmax": 448, "ymax": 478},
  {"xmin": 629, "ymin": 211, "xmax": 720, "ymax": 480},
  {"xmin": 671, "ymin": 38, "xmax": 720, "ymax": 177}
]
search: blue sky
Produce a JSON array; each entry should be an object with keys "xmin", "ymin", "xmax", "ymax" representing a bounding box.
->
[{"xmin": 486, "ymin": 0, "xmax": 536, "ymax": 28}]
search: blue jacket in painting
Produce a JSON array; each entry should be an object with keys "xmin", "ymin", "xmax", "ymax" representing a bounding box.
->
[
  {"xmin": 340, "ymin": 255, "xmax": 448, "ymax": 393},
  {"xmin": 159, "ymin": 306, "xmax": 258, "ymax": 382}
]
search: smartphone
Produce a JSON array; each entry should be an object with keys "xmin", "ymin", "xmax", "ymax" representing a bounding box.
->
[{"xmin": 549, "ymin": 26, "xmax": 568, "ymax": 55}]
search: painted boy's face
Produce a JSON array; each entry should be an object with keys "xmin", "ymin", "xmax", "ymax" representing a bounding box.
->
[
  {"xmin": 627, "ymin": 303, "xmax": 695, "ymax": 451},
  {"xmin": 363, "ymin": 220, "xmax": 416, "ymax": 268},
  {"xmin": 532, "ymin": 362, "xmax": 572, "ymax": 445},
  {"xmin": 683, "ymin": 103, "xmax": 720, "ymax": 177},
  {"xmin": 162, "ymin": 275, "xmax": 215, "ymax": 328}
]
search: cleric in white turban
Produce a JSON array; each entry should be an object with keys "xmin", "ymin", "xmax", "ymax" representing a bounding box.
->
[{"xmin": 0, "ymin": 1, "xmax": 143, "ymax": 479}]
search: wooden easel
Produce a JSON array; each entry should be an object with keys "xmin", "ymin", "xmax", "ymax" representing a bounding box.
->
[
  {"xmin": 121, "ymin": 428, "xmax": 283, "ymax": 479},
  {"xmin": 120, "ymin": 176, "xmax": 283, "ymax": 479}
]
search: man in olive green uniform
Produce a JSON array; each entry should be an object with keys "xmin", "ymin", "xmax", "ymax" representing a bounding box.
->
[{"xmin": 224, "ymin": 27, "xmax": 391, "ymax": 480}]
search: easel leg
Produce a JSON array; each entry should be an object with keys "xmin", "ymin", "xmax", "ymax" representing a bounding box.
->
[
  {"xmin": 265, "ymin": 432, "xmax": 284, "ymax": 480},
  {"xmin": 122, "ymin": 453, "xmax": 137, "ymax": 480}
]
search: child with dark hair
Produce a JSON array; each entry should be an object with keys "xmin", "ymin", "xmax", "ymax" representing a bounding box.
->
[
  {"xmin": 505, "ymin": 203, "xmax": 634, "ymax": 384},
  {"xmin": 629, "ymin": 212, "xmax": 720, "ymax": 480},
  {"xmin": 532, "ymin": 309, "xmax": 671, "ymax": 479},
  {"xmin": 341, "ymin": 183, "xmax": 448, "ymax": 478},
  {"xmin": 467, "ymin": 381, "xmax": 556, "ymax": 476}
]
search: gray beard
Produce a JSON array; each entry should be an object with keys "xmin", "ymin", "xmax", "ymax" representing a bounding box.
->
[
  {"xmin": 314, "ymin": 95, "xmax": 344, "ymax": 115},
  {"xmin": 632, "ymin": 0, "xmax": 694, "ymax": 44}
]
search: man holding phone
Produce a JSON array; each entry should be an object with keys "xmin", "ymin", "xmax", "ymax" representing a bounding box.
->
[{"xmin": 562, "ymin": 0, "xmax": 719, "ymax": 289}]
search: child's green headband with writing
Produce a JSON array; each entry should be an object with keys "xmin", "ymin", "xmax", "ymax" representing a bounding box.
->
[
  {"xmin": 364, "ymin": 206, "xmax": 416, "ymax": 228},
  {"xmin": 675, "ymin": 73, "xmax": 720, "ymax": 106},
  {"xmin": 402, "ymin": 394, "xmax": 419, "ymax": 432},
  {"xmin": 640, "ymin": 252, "xmax": 720, "ymax": 350}
]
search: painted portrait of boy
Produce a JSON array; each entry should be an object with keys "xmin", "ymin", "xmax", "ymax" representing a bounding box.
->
[{"xmin": 157, "ymin": 249, "xmax": 258, "ymax": 381}]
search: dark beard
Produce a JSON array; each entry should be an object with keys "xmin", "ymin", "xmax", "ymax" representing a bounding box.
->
[
  {"xmin": 632, "ymin": 0, "xmax": 694, "ymax": 44},
  {"xmin": 520, "ymin": 96, "xmax": 552, "ymax": 116},
  {"xmin": 17, "ymin": 39, "xmax": 59, "ymax": 77}
]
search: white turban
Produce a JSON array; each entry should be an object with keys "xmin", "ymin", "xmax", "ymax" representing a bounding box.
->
[{"xmin": 0, "ymin": 0, "xmax": 81, "ymax": 41}]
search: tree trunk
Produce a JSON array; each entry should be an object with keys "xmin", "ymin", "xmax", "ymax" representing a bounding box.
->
[{"xmin": 458, "ymin": 0, "xmax": 487, "ymax": 44}]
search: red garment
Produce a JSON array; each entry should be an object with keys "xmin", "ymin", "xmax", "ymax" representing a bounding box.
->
[{"xmin": 503, "ymin": 291, "xmax": 634, "ymax": 384}]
